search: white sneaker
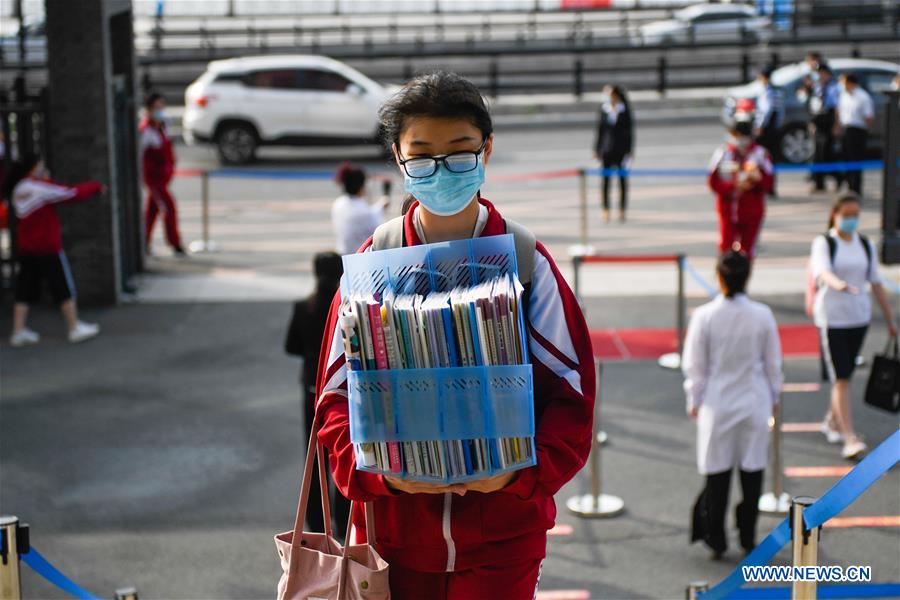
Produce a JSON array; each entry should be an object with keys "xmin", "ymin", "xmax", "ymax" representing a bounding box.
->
[
  {"xmin": 820, "ymin": 420, "xmax": 843, "ymax": 444},
  {"xmin": 68, "ymin": 321, "xmax": 100, "ymax": 344},
  {"xmin": 842, "ymin": 439, "xmax": 868, "ymax": 460},
  {"xmin": 9, "ymin": 328, "xmax": 40, "ymax": 347}
]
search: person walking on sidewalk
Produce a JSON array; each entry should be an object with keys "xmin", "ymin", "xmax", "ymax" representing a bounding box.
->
[
  {"xmin": 141, "ymin": 92, "xmax": 185, "ymax": 256},
  {"xmin": 807, "ymin": 64, "xmax": 841, "ymax": 192},
  {"xmin": 331, "ymin": 162, "xmax": 391, "ymax": 255},
  {"xmin": 683, "ymin": 251, "xmax": 783, "ymax": 560},
  {"xmin": 837, "ymin": 73, "xmax": 874, "ymax": 196},
  {"xmin": 284, "ymin": 251, "xmax": 352, "ymax": 539},
  {"xmin": 593, "ymin": 84, "xmax": 634, "ymax": 223},
  {"xmin": 4, "ymin": 154, "xmax": 102, "ymax": 346},
  {"xmin": 314, "ymin": 72, "xmax": 595, "ymax": 599},
  {"xmin": 753, "ymin": 66, "xmax": 784, "ymax": 196},
  {"xmin": 708, "ymin": 117, "xmax": 773, "ymax": 258},
  {"xmin": 810, "ymin": 195, "xmax": 896, "ymax": 460}
]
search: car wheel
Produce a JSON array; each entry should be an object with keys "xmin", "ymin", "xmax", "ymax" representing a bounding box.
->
[
  {"xmin": 216, "ymin": 123, "xmax": 257, "ymax": 165},
  {"xmin": 779, "ymin": 124, "xmax": 814, "ymax": 164}
]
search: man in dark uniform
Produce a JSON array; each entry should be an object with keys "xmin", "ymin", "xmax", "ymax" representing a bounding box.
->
[{"xmin": 808, "ymin": 64, "xmax": 841, "ymax": 192}]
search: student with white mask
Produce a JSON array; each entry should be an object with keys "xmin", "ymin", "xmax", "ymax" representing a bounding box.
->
[{"xmin": 810, "ymin": 195, "xmax": 897, "ymax": 459}]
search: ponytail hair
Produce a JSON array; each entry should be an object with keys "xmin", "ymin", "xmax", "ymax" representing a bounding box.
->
[
  {"xmin": 717, "ymin": 251, "xmax": 751, "ymax": 298},
  {"xmin": 827, "ymin": 194, "xmax": 861, "ymax": 229}
]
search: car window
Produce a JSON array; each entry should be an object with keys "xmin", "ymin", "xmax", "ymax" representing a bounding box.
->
[
  {"xmin": 244, "ymin": 69, "xmax": 299, "ymax": 90},
  {"xmin": 864, "ymin": 70, "xmax": 899, "ymax": 93},
  {"xmin": 300, "ymin": 69, "xmax": 352, "ymax": 92},
  {"xmin": 693, "ymin": 11, "xmax": 746, "ymax": 23},
  {"xmin": 213, "ymin": 72, "xmax": 246, "ymax": 84}
]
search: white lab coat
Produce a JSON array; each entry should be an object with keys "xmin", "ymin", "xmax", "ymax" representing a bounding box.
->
[{"xmin": 682, "ymin": 293, "xmax": 783, "ymax": 475}]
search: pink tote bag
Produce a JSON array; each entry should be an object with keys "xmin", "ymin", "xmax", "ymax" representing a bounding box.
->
[{"xmin": 275, "ymin": 419, "xmax": 390, "ymax": 599}]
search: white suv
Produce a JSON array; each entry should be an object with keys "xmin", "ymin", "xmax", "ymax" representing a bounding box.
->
[{"xmin": 183, "ymin": 55, "xmax": 392, "ymax": 164}]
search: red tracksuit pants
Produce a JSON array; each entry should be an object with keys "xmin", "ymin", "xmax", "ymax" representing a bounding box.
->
[
  {"xmin": 389, "ymin": 558, "xmax": 543, "ymax": 600},
  {"xmin": 145, "ymin": 183, "xmax": 183, "ymax": 250},
  {"xmin": 716, "ymin": 196, "xmax": 764, "ymax": 257}
]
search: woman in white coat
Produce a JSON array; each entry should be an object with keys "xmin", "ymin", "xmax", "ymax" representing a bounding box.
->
[{"xmin": 683, "ymin": 251, "xmax": 783, "ymax": 559}]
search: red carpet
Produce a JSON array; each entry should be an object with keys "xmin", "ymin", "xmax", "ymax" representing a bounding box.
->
[{"xmin": 590, "ymin": 324, "xmax": 820, "ymax": 361}]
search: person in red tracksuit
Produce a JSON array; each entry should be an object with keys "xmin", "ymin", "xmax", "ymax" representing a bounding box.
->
[
  {"xmin": 141, "ymin": 92, "xmax": 185, "ymax": 256},
  {"xmin": 708, "ymin": 118, "xmax": 774, "ymax": 259},
  {"xmin": 313, "ymin": 72, "xmax": 595, "ymax": 599},
  {"xmin": 4, "ymin": 154, "xmax": 103, "ymax": 347}
]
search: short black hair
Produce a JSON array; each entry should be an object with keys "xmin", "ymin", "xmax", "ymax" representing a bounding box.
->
[
  {"xmin": 717, "ymin": 251, "xmax": 751, "ymax": 297},
  {"xmin": 817, "ymin": 63, "xmax": 832, "ymax": 74},
  {"xmin": 335, "ymin": 162, "xmax": 366, "ymax": 196},
  {"xmin": 2, "ymin": 153, "xmax": 41, "ymax": 200},
  {"xmin": 378, "ymin": 71, "xmax": 492, "ymax": 151},
  {"xmin": 144, "ymin": 92, "xmax": 163, "ymax": 110},
  {"xmin": 759, "ymin": 65, "xmax": 775, "ymax": 79},
  {"xmin": 842, "ymin": 72, "xmax": 859, "ymax": 85}
]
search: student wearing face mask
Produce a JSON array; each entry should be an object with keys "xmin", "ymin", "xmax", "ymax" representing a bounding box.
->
[
  {"xmin": 313, "ymin": 72, "xmax": 595, "ymax": 599},
  {"xmin": 140, "ymin": 92, "xmax": 185, "ymax": 256},
  {"xmin": 4, "ymin": 154, "xmax": 103, "ymax": 346},
  {"xmin": 708, "ymin": 117, "xmax": 774, "ymax": 258},
  {"xmin": 810, "ymin": 195, "xmax": 896, "ymax": 459}
]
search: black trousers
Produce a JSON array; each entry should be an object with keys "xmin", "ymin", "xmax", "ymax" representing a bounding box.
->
[
  {"xmin": 812, "ymin": 114, "xmax": 840, "ymax": 189},
  {"xmin": 842, "ymin": 126, "xmax": 868, "ymax": 195},
  {"xmin": 303, "ymin": 388, "xmax": 352, "ymax": 540},
  {"xmin": 601, "ymin": 152, "xmax": 628, "ymax": 212},
  {"xmin": 757, "ymin": 124, "xmax": 780, "ymax": 195},
  {"xmin": 691, "ymin": 468, "xmax": 764, "ymax": 554}
]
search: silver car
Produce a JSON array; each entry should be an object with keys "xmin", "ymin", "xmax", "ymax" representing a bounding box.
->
[{"xmin": 723, "ymin": 58, "xmax": 900, "ymax": 164}]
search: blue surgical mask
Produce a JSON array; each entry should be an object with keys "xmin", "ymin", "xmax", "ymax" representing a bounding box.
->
[
  {"xmin": 404, "ymin": 160, "xmax": 484, "ymax": 217},
  {"xmin": 152, "ymin": 109, "xmax": 166, "ymax": 122},
  {"xmin": 838, "ymin": 217, "xmax": 859, "ymax": 234}
]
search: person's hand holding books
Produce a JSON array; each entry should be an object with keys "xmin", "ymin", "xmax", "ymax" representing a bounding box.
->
[
  {"xmin": 384, "ymin": 476, "xmax": 468, "ymax": 496},
  {"xmin": 461, "ymin": 471, "xmax": 518, "ymax": 494}
]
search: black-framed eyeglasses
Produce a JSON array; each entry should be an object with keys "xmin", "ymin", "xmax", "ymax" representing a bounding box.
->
[{"xmin": 397, "ymin": 142, "xmax": 486, "ymax": 179}]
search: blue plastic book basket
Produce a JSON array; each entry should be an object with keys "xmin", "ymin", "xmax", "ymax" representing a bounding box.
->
[{"xmin": 341, "ymin": 234, "xmax": 536, "ymax": 483}]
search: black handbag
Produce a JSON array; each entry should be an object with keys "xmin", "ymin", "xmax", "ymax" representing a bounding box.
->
[{"xmin": 864, "ymin": 337, "xmax": 900, "ymax": 413}]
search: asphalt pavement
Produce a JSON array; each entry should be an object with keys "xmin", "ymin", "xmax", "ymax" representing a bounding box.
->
[{"xmin": 1, "ymin": 118, "xmax": 898, "ymax": 599}]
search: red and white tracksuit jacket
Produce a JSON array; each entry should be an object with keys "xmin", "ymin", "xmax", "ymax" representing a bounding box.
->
[
  {"xmin": 140, "ymin": 117, "xmax": 182, "ymax": 249},
  {"xmin": 139, "ymin": 118, "xmax": 175, "ymax": 187},
  {"xmin": 11, "ymin": 176, "xmax": 102, "ymax": 256},
  {"xmin": 708, "ymin": 142, "xmax": 773, "ymax": 257},
  {"xmin": 314, "ymin": 197, "xmax": 596, "ymax": 575}
]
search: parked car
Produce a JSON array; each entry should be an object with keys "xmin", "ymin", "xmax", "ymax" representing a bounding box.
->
[
  {"xmin": 638, "ymin": 3, "xmax": 772, "ymax": 45},
  {"xmin": 183, "ymin": 55, "xmax": 394, "ymax": 164},
  {"xmin": 723, "ymin": 58, "xmax": 900, "ymax": 163}
]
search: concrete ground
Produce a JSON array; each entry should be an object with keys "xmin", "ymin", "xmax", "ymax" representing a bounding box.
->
[{"xmin": 1, "ymin": 119, "xmax": 898, "ymax": 599}]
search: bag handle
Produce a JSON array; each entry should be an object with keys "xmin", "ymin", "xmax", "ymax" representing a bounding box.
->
[
  {"xmin": 291, "ymin": 418, "xmax": 377, "ymax": 550},
  {"xmin": 884, "ymin": 335, "xmax": 899, "ymax": 359},
  {"xmin": 291, "ymin": 417, "xmax": 334, "ymax": 546}
]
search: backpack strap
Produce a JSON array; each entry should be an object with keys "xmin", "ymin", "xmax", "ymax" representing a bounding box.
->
[
  {"xmin": 504, "ymin": 217, "xmax": 536, "ymax": 287},
  {"xmin": 825, "ymin": 232, "xmax": 872, "ymax": 280},
  {"xmin": 372, "ymin": 216, "xmax": 406, "ymax": 251}
]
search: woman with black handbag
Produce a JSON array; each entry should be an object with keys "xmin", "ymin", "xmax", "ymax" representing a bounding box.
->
[{"xmin": 810, "ymin": 195, "xmax": 897, "ymax": 459}]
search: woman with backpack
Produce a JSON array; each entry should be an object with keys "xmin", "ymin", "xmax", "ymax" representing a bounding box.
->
[
  {"xmin": 313, "ymin": 72, "xmax": 595, "ymax": 598},
  {"xmin": 593, "ymin": 84, "xmax": 634, "ymax": 224},
  {"xmin": 810, "ymin": 195, "xmax": 896, "ymax": 459}
]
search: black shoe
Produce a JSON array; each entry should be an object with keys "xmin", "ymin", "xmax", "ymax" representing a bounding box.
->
[
  {"xmin": 174, "ymin": 246, "xmax": 189, "ymax": 258},
  {"xmin": 710, "ymin": 550, "xmax": 726, "ymax": 561}
]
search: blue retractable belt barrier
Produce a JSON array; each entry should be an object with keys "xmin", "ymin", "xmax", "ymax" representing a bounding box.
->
[
  {"xmin": 21, "ymin": 547, "xmax": 102, "ymax": 600},
  {"xmin": 728, "ymin": 583, "xmax": 900, "ymax": 599},
  {"xmin": 682, "ymin": 259, "xmax": 718, "ymax": 299},
  {"xmin": 699, "ymin": 428, "xmax": 900, "ymax": 600},
  {"xmin": 585, "ymin": 160, "xmax": 883, "ymax": 179}
]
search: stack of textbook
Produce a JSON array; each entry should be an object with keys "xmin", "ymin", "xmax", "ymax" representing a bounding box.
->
[{"xmin": 338, "ymin": 235, "xmax": 536, "ymax": 483}]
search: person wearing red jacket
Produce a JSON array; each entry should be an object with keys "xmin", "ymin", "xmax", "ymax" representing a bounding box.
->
[
  {"xmin": 4, "ymin": 154, "xmax": 103, "ymax": 346},
  {"xmin": 708, "ymin": 119, "xmax": 774, "ymax": 259},
  {"xmin": 141, "ymin": 92, "xmax": 185, "ymax": 256},
  {"xmin": 313, "ymin": 73, "xmax": 595, "ymax": 599}
]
